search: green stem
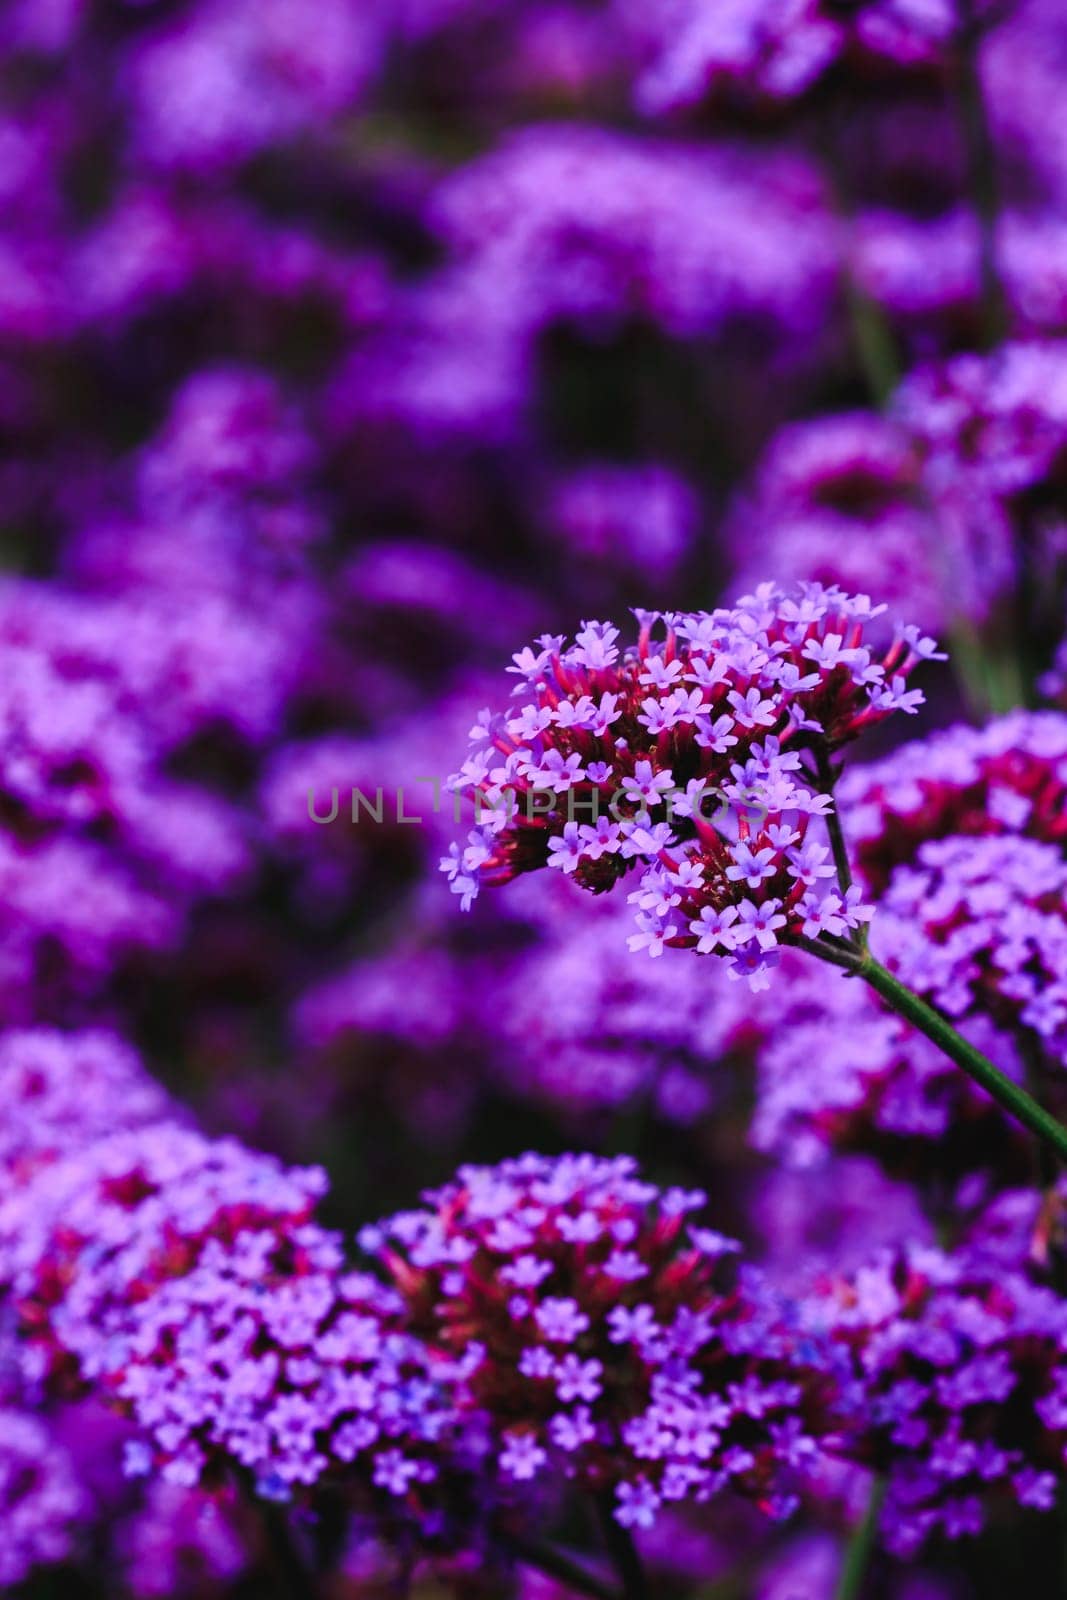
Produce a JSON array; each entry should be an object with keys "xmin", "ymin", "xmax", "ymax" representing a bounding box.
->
[
  {"xmin": 814, "ymin": 747, "xmax": 872, "ymax": 954},
  {"xmin": 833, "ymin": 1476, "xmax": 887, "ymax": 1600},
  {"xmin": 944, "ymin": 613, "xmax": 1026, "ymax": 719},
  {"xmin": 797, "ymin": 740, "xmax": 1067, "ymax": 1170},
  {"xmin": 793, "ymin": 756, "xmax": 1067, "ymax": 1163},
  {"xmin": 815, "ymin": 112, "xmax": 899, "ymax": 408},
  {"xmin": 819, "ymin": 147, "xmax": 899, "ymax": 407},
  {"xmin": 789, "ymin": 931, "xmax": 861, "ymax": 974},
  {"xmin": 815, "ymin": 750, "xmax": 852, "ymax": 894},
  {"xmin": 1019, "ymin": 1036, "xmax": 1067, "ymax": 1292},
  {"xmin": 1021, "ymin": 1037, "xmax": 1058, "ymax": 1190},
  {"xmin": 842, "ymin": 272, "xmax": 900, "ymax": 410},
  {"xmin": 855, "ymin": 949, "xmax": 1067, "ymax": 1164},
  {"xmin": 596, "ymin": 1496, "xmax": 650, "ymax": 1600}
]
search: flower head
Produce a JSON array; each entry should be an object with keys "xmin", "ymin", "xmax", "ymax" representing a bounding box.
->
[
  {"xmin": 445, "ymin": 584, "xmax": 935, "ymax": 984},
  {"xmin": 0, "ymin": 1029, "xmax": 173, "ymax": 1198},
  {"xmin": 0, "ymin": 1123, "xmax": 477, "ymax": 1515},
  {"xmin": 841, "ymin": 710, "xmax": 1067, "ymax": 894},
  {"xmin": 811, "ymin": 1243, "xmax": 1067, "ymax": 1555},
  {"xmin": 625, "ymin": 0, "xmax": 963, "ymax": 119},
  {"xmin": 366, "ymin": 1152, "xmax": 832, "ymax": 1528},
  {"xmin": 0, "ymin": 1405, "xmax": 86, "ymax": 1588}
]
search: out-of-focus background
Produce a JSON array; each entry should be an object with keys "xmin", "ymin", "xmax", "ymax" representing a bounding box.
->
[{"xmin": 4, "ymin": 0, "xmax": 1067, "ymax": 1594}]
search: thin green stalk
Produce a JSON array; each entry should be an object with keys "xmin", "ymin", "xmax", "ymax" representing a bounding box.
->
[
  {"xmin": 944, "ymin": 613, "xmax": 1026, "ymax": 720},
  {"xmin": 833, "ymin": 1476, "xmax": 887, "ymax": 1600},
  {"xmin": 1019, "ymin": 1036, "xmax": 1067, "ymax": 1293},
  {"xmin": 795, "ymin": 756, "xmax": 1067, "ymax": 1159},
  {"xmin": 1021, "ymin": 1036, "xmax": 1059, "ymax": 1193},
  {"xmin": 815, "ymin": 750, "xmax": 852, "ymax": 894},
  {"xmin": 859, "ymin": 953, "xmax": 1067, "ymax": 1159},
  {"xmin": 801, "ymin": 939, "xmax": 1067, "ymax": 1165},
  {"xmin": 818, "ymin": 133, "xmax": 899, "ymax": 407},
  {"xmin": 842, "ymin": 272, "xmax": 900, "ymax": 410},
  {"xmin": 790, "ymin": 931, "xmax": 861, "ymax": 974},
  {"xmin": 815, "ymin": 747, "xmax": 871, "ymax": 954}
]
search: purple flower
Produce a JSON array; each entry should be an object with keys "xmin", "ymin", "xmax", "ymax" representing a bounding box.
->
[
  {"xmin": 0, "ymin": 1406, "xmax": 85, "ymax": 1588},
  {"xmin": 615, "ymin": 1477, "xmax": 660, "ymax": 1529},
  {"xmin": 0, "ymin": 1122, "xmax": 475, "ymax": 1510},
  {"xmin": 500, "ymin": 1431, "xmax": 547, "ymax": 1481},
  {"xmin": 444, "ymin": 586, "xmax": 934, "ymax": 983},
  {"xmin": 690, "ymin": 904, "xmax": 742, "ymax": 953},
  {"xmin": 623, "ymin": 0, "xmax": 955, "ymax": 117},
  {"xmin": 535, "ymin": 1298, "xmax": 591, "ymax": 1345},
  {"xmin": 546, "ymin": 464, "xmax": 698, "ymax": 583},
  {"xmin": 367, "ymin": 1153, "xmax": 833, "ymax": 1524},
  {"xmin": 549, "ymin": 1406, "xmax": 597, "ymax": 1453},
  {"xmin": 812, "ymin": 1242, "xmax": 1067, "ymax": 1554},
  {"xmin": 555, "ymin": 1355, "xmax": 603, "ymax": 1404}
]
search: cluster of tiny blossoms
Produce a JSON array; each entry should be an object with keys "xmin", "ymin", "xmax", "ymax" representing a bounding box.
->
[
  {"xmin": 444, "ymin": 583, "xmax": 939, "ymax": 987},
  {"xmin": 0, "ymin": 1028, "xmax": 174, "ymax": 1197},
  {"xmin": 727, "ymin": 711, "xmax": 1067, "ymax": 1179},
  {"xmin": 810, "ymin": 1245, "xmax": 1067, "ymax": 1556},
  {"xmin": 362, "ymin": 1153, "xmax": 832, "ymax": 1530},
  {"xmin": 0, "ymin": 1123, "xmax": 327, "ymax": 1392},
  {"xmin": 0, "ymin": 1405, "xmax": 87, "ymax": 1588},
  {"xmin": 877, "ymin": 835, "xmax": 1067, "ymax": 1067},
  {"xmin": 840, "ymin": 710, "xmax": 1067, "ymax": 894},
  {"xmin": 0, "ymin": 1124, "xmax": 477, "ymax": 1507},
  {"xmin": 626, "ymin": 0, "xmax": 965, "ymax": 118}
]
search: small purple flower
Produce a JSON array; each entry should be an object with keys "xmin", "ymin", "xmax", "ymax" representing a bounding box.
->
[
  {"xmin": 555, "ymin": 1355, "xmax": 603, "ymax": 1404},
  {"xmin": 535, "ymin": 1298, "xmax": 591, "ymax": 1344},
  {"xmin": 500, "ymin": 1431, "xmax": 548, "ymax": 1482},
  {"xmin": 615, "ymin": 1478, "xmax": 660, "ymax": 1529}
]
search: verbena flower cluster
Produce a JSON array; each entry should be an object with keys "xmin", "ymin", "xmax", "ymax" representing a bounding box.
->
[
  {"xmin": 363, "ymin": 1154, "xmax": 831, "ymax": 1528},
  {"xmin": 841, "ymin": 710, "xmax": 1067, "ymax": 890},
  {"xmin": 0, "ymin": 1404, "xmax": 86, "ymax": 1587},
  {"xmin": 623, "ymin": 0, "xmax": 969, "ymax": 117},
  {"xmin": 879, "ymin": 836, "xmax": 1067, "ymax": 1060},
  {"xmin": 0, "ymin": 1028, "xmax": 174, "ymax": 1194},
  {"xmin": 811, "ymin": 1243, "xmax": 1067, "ymax": 1555},
  {"xmin": 444, "ymin": 583, "xmax": 939, "ymax": 986},
  {"xmin": 0, "ymin": 1123, "xmax": 479, "ymax": 1511},
  {"xmin": 727, "ymin": 415, "xmax": 945, "ymax": 632},
  {"xmin": 743, "ymin": 711, "xmax": 1067, "ymax": 1180}
]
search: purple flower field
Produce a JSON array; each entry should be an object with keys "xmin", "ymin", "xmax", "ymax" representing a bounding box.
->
[{"xmin": 3, "ymin": 1, "xmax": 1067, "ymax": 1595}]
